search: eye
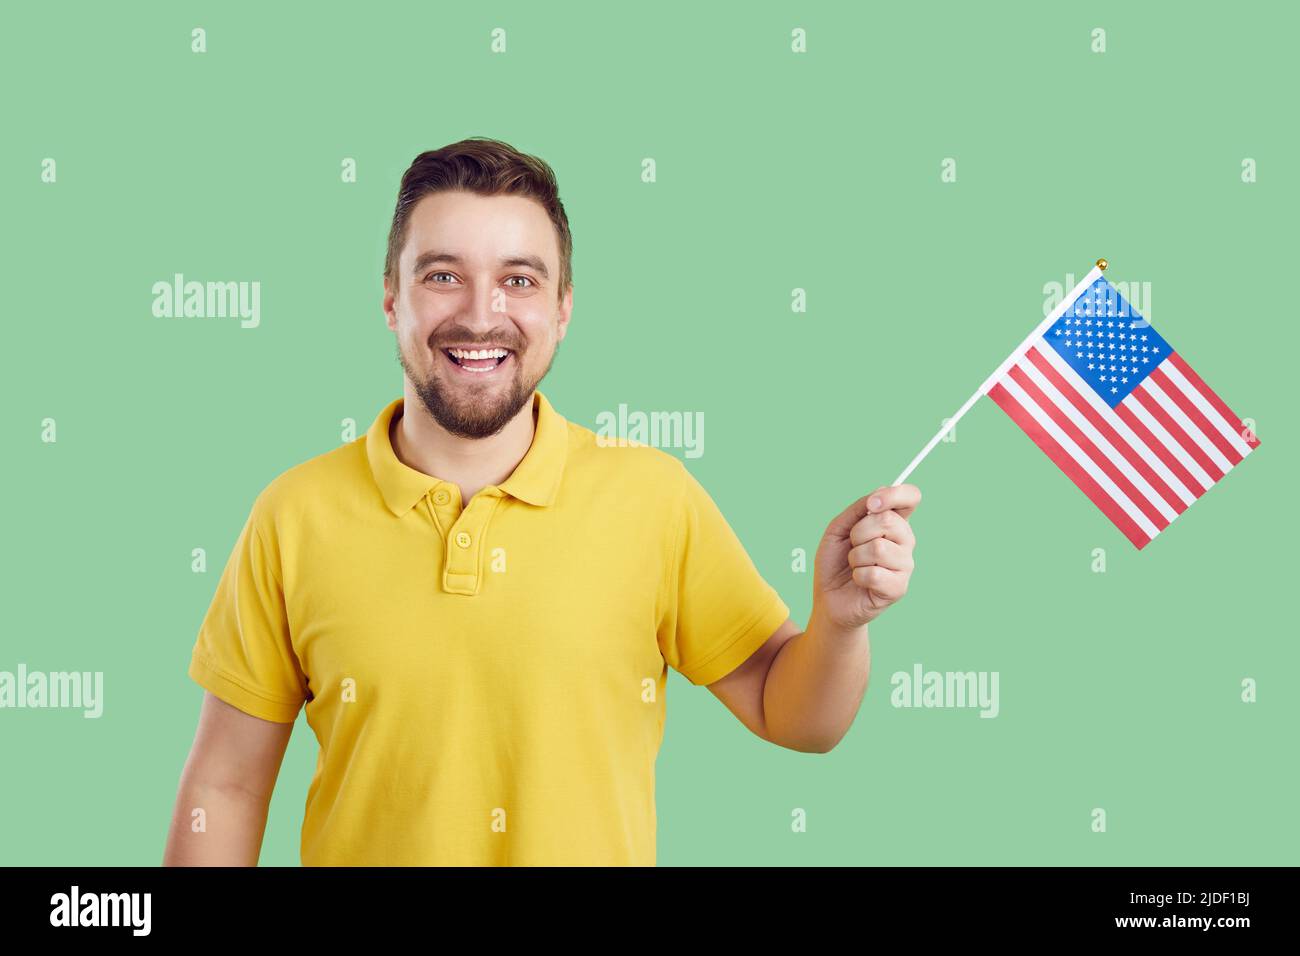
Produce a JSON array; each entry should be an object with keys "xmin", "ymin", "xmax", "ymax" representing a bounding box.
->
[
  {"xmin": 505, "ymin": 275, "xmax": 535, "ymax": 288},
  {"xmin": 425, "ymin": 271, "xmax": 455, "ymax": 284}
]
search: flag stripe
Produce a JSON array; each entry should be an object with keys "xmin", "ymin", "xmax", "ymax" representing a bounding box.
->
[
  {"xmin": 1147, "ymin": 366, "xmax": 1244, "ymax": 467},
  {"xmin": 1166, "ymin": 351, "xmax": 1261, "ymax": 449},
  {"xmin": 1024, "ymin": 348, "xmax": 1183, "ymax": 520},
  {"xmin": 1158, "ymin": 359, "xmax": 1255, "ymax": 457},
  {"xmin": 1143, "ymin": 374, "xmax": 1236, "ymax": 474},
  {"xmin": 1033, "ymin": 346, "xmax": 1195, "ymax": 509},
  {"xmin": 1117, "ymin": 398, "xmax": 1212, "ymax": 492},
  {"xmin": 988, "ymin": 382, "xmax": 1152, "ymax": 549},
  {"xmin": 1009, "ymin": 363, "xmax": 1173, "ymax": 529},
  {"xmin": 1129, "ymin": 386, "xmax": 1225, "ymax": 482},
  {"xmin": 997, "ymin": 376, "xmax": 1160, "ymax": 543}
]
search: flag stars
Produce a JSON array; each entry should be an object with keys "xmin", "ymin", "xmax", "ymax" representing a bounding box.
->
[{"xmin": 1050, "ymin": 284, "xmax": 1169, "ymax": 406}]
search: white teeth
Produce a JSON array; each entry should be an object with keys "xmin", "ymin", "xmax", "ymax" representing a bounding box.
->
[{"xmin": 448, "ymin": 347, "xmax": 508, "ymax": 360}]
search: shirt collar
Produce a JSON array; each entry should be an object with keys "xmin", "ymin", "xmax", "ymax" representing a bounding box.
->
[{"xmin": 366, "ymin": 390, "xmax": 569, "ymax": 516}]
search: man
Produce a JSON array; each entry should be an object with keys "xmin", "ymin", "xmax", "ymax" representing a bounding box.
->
[{"xmin": 163, "ymin": 137, "xmax": 920, "ymax": 867}]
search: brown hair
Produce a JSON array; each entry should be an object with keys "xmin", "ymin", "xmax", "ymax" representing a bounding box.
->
[{"xmin": 384, "ymin": 137, "xmax": 573, "ymax": 303}]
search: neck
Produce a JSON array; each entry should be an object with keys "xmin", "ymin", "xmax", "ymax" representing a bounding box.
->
[{"xmin": 391, "ymin": 389, "xmax": 538, "ymax": 504}]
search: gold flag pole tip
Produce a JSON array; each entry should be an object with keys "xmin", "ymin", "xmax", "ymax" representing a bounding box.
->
[{"xmin": 1096, "ymin": 258, "xmax": 1108, "ymax": 271}]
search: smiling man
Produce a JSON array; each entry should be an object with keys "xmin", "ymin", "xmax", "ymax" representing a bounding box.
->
[{"xmin": 164, "ymin": 137, "xmax": 921, "ymax": 867}]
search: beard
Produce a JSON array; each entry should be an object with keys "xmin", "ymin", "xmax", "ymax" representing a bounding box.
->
[{"xmin": 396, "ymin": 336, "xmax": 557, "ymax": 439}]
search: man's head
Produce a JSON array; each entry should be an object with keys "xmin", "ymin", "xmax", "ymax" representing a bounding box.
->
[{"xmin": 383, "ymin": 138, "xmax": 574, "ymax": 439}]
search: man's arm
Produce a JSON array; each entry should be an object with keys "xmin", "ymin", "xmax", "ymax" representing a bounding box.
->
[
  {"xmin": 707, "ymin": 609, "xmax": 871, "ymax": 753},
  {"xmin": 163, "ymin": 691, "xmax": 295, "ymax": 866},
  {"xmin": 706, "ymin": 617, "xmax": 801, "ymax": 744},
  {"xmin": 708, "ymin": 484, "xmax": 920, "ymax": 753}
]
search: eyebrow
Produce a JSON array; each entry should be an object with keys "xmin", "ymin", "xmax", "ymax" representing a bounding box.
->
[{"xmin": 411, "ymin": 251, "xmax": 549, "ymax": 280}]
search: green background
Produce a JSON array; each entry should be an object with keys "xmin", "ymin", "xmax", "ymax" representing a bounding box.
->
[{"xmin": 2, "ymin": 1, "xmax": 1293, "ymax": 865}]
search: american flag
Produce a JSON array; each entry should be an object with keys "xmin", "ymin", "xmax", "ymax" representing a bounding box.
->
[{"xmin": 987, "ymin": 274, "xmax": 1260, "ymax": 549}]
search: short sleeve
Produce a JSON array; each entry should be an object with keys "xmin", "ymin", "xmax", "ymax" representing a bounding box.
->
[
  {"xmin": 658, "ymin": 462, "xmax": 791, "ymax": 686},
  {"xmin": 188, "ymin": 499, "xmax": 308, "ymax": 723}
]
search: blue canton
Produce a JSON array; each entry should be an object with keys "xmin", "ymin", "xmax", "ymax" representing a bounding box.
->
[{"xmin": 1043, "ymin": 277, "xmax": 1171, "ymax": 408}]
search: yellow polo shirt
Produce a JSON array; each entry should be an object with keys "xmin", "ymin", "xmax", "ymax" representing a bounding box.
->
[{"xmin": 188, "ymin": 390, "xmax": 790, "ymax": 866}]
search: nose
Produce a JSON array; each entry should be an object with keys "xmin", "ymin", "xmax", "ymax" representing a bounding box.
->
[
  {"xmin": 453, "ymin": 284, "xmax": 513, "ymax": 340},
  {"xmin": 473, "ymin": 281, "xmax": 509, "ymax": 325}
]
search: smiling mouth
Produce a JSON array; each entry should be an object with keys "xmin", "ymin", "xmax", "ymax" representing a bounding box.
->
[{"xmin": 441, "ymin": 346, "xmax": 513, "ymax": 374}]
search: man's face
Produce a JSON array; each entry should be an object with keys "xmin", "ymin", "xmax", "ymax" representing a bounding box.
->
[{"xmin": 384, "ymin": 190, "xmax": 572, "ymax": 438}]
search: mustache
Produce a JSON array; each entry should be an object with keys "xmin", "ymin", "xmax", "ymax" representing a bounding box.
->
[{"xmin": 431, "ymin": 337, "xmax": 522, "ymax": 350}]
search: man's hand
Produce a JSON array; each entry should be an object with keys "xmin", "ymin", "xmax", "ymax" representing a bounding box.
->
[
  {"xmin": 714, "ymin": 483, "xmax": 921, "ymax": 753},
  {"xmin": 813, "ymin": 483, "xmax": 921, "ymax": 630}
]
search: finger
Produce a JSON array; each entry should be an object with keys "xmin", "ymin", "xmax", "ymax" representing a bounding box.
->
[
  {"xmin": 849, "ymin": 508, "xmax": 916, "ymax": 550},
  {"xmin": 848, "ymin": 538, "xmax": 914, "ymax": 573},
  {"xmin": 851, "ymin": 565, "xmax": 909, "ymax": 602},
  {"xmin": 864, "ymin": 483, "xmax": 921, "ymax": 520},
  {"xmin": 824, "ymin": 493, "xmax": 876, "ymax": 539}
]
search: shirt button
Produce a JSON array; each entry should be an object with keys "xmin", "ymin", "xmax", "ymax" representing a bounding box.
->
[
  {"xmin": 455, "ymin": 531, "xmax": 471, "ymax": 548},
  {"xmin": 433, "ymin": 489, "xmax": 450, "ymax": 505}
]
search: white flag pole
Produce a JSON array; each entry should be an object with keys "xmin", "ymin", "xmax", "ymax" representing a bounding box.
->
[{"xmin": 891, "ymin": 259, "xmax": 1109, "ymax": 487}]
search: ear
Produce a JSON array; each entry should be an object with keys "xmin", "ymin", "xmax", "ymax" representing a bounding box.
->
[
  {"xmin": 556, "ymin": 284, "xmax": 574, "ymax": 341},
  {"xmin": 382, "ymin": 274, "xmax": 399, "ymax": 332}
]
